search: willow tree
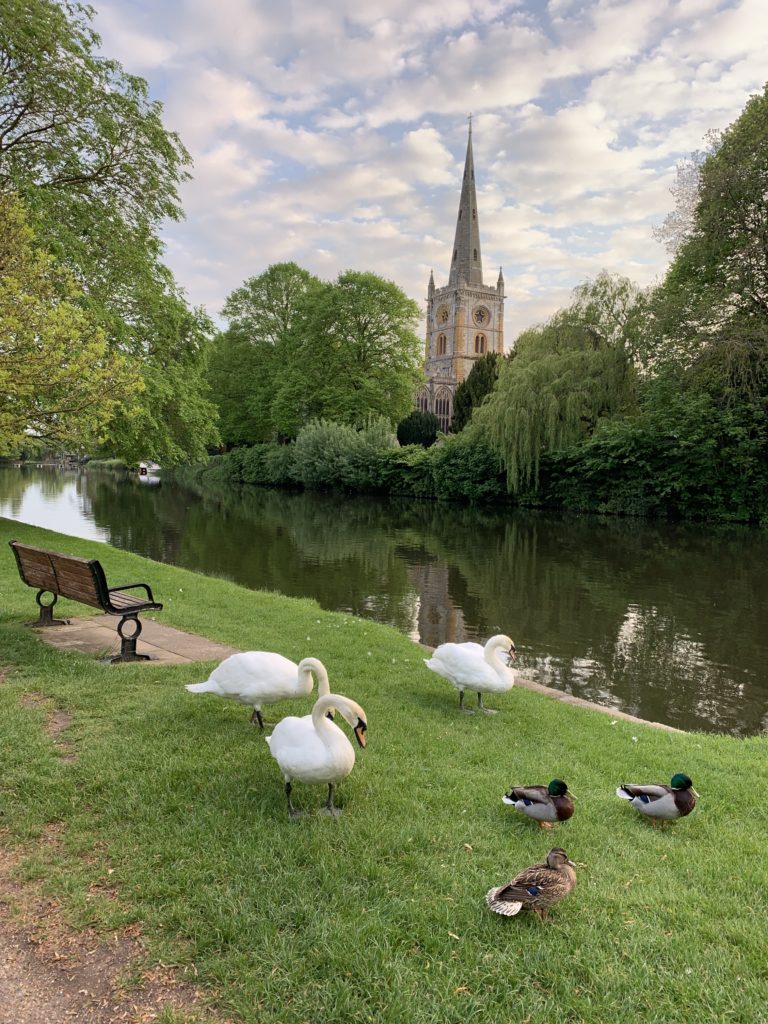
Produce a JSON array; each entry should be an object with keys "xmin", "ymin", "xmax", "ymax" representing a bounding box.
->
[{"xmin": 474, "ymin": 274, "xmax": 641, "ymax": 492}]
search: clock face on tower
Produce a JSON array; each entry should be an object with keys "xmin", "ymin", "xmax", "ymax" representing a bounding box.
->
[
  {"xmin": 473, "ymin": 306, "xmax": 489, "ymax": 326},
  {"xmin": 436, "ymin": 305, "xmax": 450, "ymax": 325}
]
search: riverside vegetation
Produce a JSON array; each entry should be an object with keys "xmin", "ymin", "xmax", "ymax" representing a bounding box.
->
[{"xmin": 1, "ymin": 518, "xmax": 767, "ymax": 1023}]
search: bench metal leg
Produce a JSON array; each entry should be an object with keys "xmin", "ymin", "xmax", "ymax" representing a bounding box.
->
[
  {"xmin": 28, "ymin": 590, "xmax": 68, "ymax": 627},
  {"xmin": 110, "ymin": 613, "xmax": 151, "ymax": 663}
]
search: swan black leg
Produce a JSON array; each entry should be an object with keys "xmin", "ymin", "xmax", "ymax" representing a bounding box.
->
[
  {"xmin": 322, "ymin": 783, "xmax": 341, "ymax": 817},
  {"xmin": 285, "ymin": 781, "xmax": 302, "ymax": 818},
  {"xmin": 251, "ymin": 708, "xmax": 265, "ymax": 729},
  {"xmin": 459, "ymin": 689, "xmax": 474, "ymax": 715}
]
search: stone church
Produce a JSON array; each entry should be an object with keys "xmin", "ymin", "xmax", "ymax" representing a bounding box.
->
[{"xmin": 418, "ymin": 123, "xmax": 505, "ymax": 432}]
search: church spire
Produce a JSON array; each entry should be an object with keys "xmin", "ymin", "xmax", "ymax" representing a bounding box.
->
[{"xmin": 448, "ymin": 118, "xmax": 483, "ymax": 288}]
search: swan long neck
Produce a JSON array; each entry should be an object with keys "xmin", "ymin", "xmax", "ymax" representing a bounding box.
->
[
  {"xmin": 311, "ymin": 694, "xmax": 351, "ymax": 737},
  {"xmin": 484, "ymin": 636, "xmax": 514, "ymax": 679},
  {"xmin": 298, "ymin": 658, "xmax": 330, "ymax": 697},
  {"xmin": 485, "ymin": 641, "xmax": 507, "ymax": 671}
]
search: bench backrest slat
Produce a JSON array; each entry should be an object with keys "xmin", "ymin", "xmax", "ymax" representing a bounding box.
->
[{"xmin": 10, "ymin": 542, "xmax": 107, "ymax": 610}]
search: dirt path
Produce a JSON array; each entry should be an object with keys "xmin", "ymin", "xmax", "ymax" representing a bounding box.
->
[
  {"xmin": 0, "ymin": 846, "xmax": 217, "ymax": 1024},
  {"xmin": 0, "ymin": 673, "xmax": 231, "ymax": 1024}
]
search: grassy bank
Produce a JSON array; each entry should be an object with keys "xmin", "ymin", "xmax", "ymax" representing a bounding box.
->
[{"xmin": 1, "ymin": 517, "xmax": 767, "ymax": 1023}]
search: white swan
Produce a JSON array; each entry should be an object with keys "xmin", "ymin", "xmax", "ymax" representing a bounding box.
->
[
  {"xmin": 265, "ymin": 693, "xmax": 368, "ymax": 817},
  {"xmin": 423, "ymin": 634, "xmax": 516, "ymax": 713},
  {"xmin": 185, "ymin": 654, "xmax": 330, "ymax": 729}
]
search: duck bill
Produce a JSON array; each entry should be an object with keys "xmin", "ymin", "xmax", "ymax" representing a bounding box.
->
[
  {"xmin": 690, "ymin": 787, "xmax": 700, "ymax": 799},
  {"xmin": 354, "ymin": 720, "xmax": 367, "ymax": 748}
]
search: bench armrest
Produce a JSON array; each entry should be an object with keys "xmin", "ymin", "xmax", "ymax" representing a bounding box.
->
[{"xmin": 109, "ymin": 582, "xmax": 157, "ymax": 602}]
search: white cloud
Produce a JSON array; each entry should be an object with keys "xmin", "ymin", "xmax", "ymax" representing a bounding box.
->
[{"xmin": 93, "ymin": 0, "xmax": 768, "ymax": 345}]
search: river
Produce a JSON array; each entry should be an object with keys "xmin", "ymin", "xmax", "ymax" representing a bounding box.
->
[{"xmin": 1, "ymin": 464, "xmax": 766, "ymax": 737}]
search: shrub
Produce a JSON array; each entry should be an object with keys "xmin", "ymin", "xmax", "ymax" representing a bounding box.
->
[
  {"xmin": 430, "ymin": 432, "xmax": 506, "ymax": 503},
  {"xmin": 396, "ymin": 410, "xmax": 439, "ymax": 447}
]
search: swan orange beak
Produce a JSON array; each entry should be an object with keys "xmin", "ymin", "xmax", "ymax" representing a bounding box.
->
[{"xmin": 354, "ymin": 719, "xmax": 367, "ymax": 748}]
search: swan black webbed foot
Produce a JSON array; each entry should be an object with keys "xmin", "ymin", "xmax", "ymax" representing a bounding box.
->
[
  {"xmin": 251, "ymin": 708, "xmax": 265, "ymax": 729},
  {"xmin": 320, "ymin": 783, "xmax": 342, "ymax": 817},
  {"xmin": 477, "ymin": 693, "xmax": 498, "ymax": 715},
  {"xmin": 458, "ymin": 690, "xmax": 475, "ymax": 715}
]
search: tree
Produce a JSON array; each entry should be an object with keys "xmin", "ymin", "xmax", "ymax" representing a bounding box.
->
[
  {"xmin": 101, "ymin": 289, "xmax": 220, "ymax": 464},
  {"xmin": 652, "ymin": 130, "xmax": 721, "ymax": 255},
  {"xmin": 451, "ymin": 351, "xmax": 502, "ymax": 432},
  {"xmin": 271, "ymin": 270, "xmax": 423, "ymax": 438},
  {"xmin": 648, "ymin": 86, "xmax": 768, "ymax": 403},
  {"xmin": 221, "ymin": 262, "xmax": 319, "ymax": 344},
  {"xmin": 474, "ymin": 273, "xmax": 640, "ymax": 491},
  {"xmin": 0, "ymin": 191, "xmax": 137, "ymax": 454},
  {"xmin": 397, "ymin": 410, "xmax": 439, "ymax": 447},
  {"xmin": 211, "ymin": 263, "xmax": 320, "ymax": 445},
  {"xmin": 0, "ymin": 0, "xmax": 189, "ymax": 276},
  {"xmin": 0, "ymin": 0, "xmax": 219, "ymax": 462}
]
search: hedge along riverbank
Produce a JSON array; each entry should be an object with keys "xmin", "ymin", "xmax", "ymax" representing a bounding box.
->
[
  {"xmin": 168, "ymin": 420, "xmax": 508, "ymax": 505},
  {"xmin": 1, "ymin": 517, "xmax": 767, "ymax": 1024},
  {"xmin": 166, "ymin": 409, "xmax": 768, "ymax": 522}
]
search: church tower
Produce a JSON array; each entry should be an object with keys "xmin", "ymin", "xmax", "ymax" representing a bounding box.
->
[{"xmin": 419, "ymin": 122, "xmax": 504, "ymax": 432}]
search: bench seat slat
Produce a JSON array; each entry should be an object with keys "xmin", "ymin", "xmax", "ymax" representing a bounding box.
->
[{"xmin": 106, "ymin": 590, "xmax": 155, "ymax": 611}]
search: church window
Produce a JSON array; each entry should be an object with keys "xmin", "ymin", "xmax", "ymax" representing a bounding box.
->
[
  {"xmin": 437, "ymin": 333, "xmax": 447, "ymax": 356},
  {"xmin": 453, "ymin": 249, "xmax": 457, "ymax": 262},
  {"xmin": 417, "ymin": 388, "xmax": 429, "ymax": 413},
  {"xmin": 435, "ymin": 387, "xmax": 452, "ymax": 433},
  {"xmin": 472, "ymin": 208, "xmax": 476, "ymax": 219},
  {"xmin": 474, "ymin": 334, "xmax": 486, "ymax": 354},
  {"xmin": 473, "ymin": 248, "xmax": 477, "ymax": 259}
]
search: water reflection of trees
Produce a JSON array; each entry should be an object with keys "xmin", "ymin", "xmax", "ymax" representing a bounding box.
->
[
  {"xmin": 4, "ymin": 467, "xmax": 766, "ymax": 735},
  {"xmin": 0, "ymin": 465, "xmax": 73, "ymax": 513}
]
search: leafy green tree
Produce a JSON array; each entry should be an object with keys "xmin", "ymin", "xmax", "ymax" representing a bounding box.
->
[
  {"xmin": 649, "ymin": 85, "xmax": 768, "ymax": 401},
  {"xmin": 211, "ymin": 263, "xmax": 320, "ymax": 445},
  {"xmin": 451, "ymin": 352, "xmax": 502, "ymax": 432},
  {"xmin": 0, "ymin": 0, "xmax": 189, "ymax": 288},
  {"xmin": 474, "ymin": 273, "xmax": 640, "ymax": 491},
  {"xmin": 102, "ymin": 290, "xmax": 219, "ymax": 464},
  {"xmin": 271, "ymin": 270, "xmax": 423, "ymax": 438},
  {"xmin": 0, "ymin": 192, "xmax": 136, "ymax": 454},
  {"xmin": 221, "ymin": 262, "xmax": 319, "ymax": 343},
  {"xmin": 397, "ymin": 410, "xmax": 439, "ymax": 447},
  {"xmin": 652, "ymin": 130, "xmax": 721, "ymax": 256},
  {"xmin": 0, "ymin": 0, "xmax": 218, "ymax": 462}
]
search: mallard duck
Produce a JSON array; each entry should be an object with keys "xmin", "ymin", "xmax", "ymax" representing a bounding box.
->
[
  {"xmin": 423, "ymin": 634, "xmax": 516, "ymax": 713},
  {"xmin": 485, "ymin": 847, "xmax": 577, "ymax": 918},
  {"xmin": 265, "ymin": 693, "xmax": 368, "ymax": 818},
  {"xmin": 185, "ymin": 653, "xmax": 329, "ymax": 729},
  {"xmin": 616, "ymin": 773, "xmax": 698, "ymax": 823},
  {"xmin": 502, "ymin": 779, "xmax": 574, "ymax": 828}
]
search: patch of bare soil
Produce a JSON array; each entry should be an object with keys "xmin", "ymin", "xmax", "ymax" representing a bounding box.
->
[
  {"xmin": 0, "ymin": 832, "xmax": 228, "ymax": 1024},
  {"xmin": 19, "ymin": 693, "xmax": 77, "ymax": 763}
]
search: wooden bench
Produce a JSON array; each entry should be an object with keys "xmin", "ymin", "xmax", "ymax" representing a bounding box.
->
[{"xmin": 9, "ymin": 540, "xmax": 163, "ymax": 663}]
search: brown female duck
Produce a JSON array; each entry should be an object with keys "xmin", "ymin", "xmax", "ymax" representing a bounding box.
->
[{"xmin": 485, "ymin": 847, "xmax": 577, "ymax": 919}]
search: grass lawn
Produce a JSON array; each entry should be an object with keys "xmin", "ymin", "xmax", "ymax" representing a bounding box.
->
[{"xmin": 1, "ymin": 517, "xmax": 767, "ymax": 1024}]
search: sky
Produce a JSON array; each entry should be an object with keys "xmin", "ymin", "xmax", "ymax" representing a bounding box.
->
[{"xmin": 93, "ymin": 0, "xmax": 768, "ymax": 343}]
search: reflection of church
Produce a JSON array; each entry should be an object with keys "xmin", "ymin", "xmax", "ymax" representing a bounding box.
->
[{"xmin": 418, "ymin": 123, "xmax": 505, "ymax": 432}]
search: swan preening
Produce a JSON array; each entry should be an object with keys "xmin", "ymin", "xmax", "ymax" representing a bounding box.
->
[
  {"xmin": 266, "ymin": 693, "xmax": 368, "ymax": 817},
  {"xmin": 423, "ymin": 634, "xmax": 516, "ymax": 713},
  {"xmin": 185, "ymin": 653, "xmax": 330, "ymax": 729}
]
